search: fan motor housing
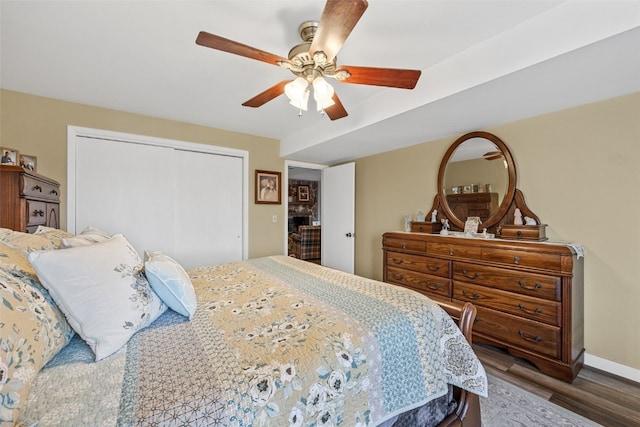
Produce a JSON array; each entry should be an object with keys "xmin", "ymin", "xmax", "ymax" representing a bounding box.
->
[{"xmin": 287, "ymin": 21, "xmax": 337, "ymax": 80}]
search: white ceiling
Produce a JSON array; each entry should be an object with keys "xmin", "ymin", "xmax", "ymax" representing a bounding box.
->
[{"xmin": 2, "ymin": 1, "xmax": 639, "ymax": 165}]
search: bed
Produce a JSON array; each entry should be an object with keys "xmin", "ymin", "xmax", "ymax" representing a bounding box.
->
[{"xmin": 0, "ymin": 227, "xmax": 486, "ymax": 427}]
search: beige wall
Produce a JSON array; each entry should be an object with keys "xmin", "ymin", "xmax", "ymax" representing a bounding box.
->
[
  {"xmin": 354, "ymin": 92, "xmax": 640, "ymax": 371},
  {"xmin": 3, "ymin": 88, "xmax": 639, "ymax": 371},
  {"xmin": 0, "ymin": 89, "xmax": 285, "ymax": 258}
]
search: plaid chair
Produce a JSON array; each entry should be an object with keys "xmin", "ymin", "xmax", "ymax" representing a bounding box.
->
[{"xmin": 289, "ymin": 225, "xmax": 321, "ymax": 261}]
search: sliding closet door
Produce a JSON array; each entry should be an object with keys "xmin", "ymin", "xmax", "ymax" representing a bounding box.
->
[
  {"xmin": 173, "ymin": 149, "xmax": 243, "ymax": 268},
  {"xmin": 74, "ymin": 137, "xmax": 176, "ymax": 255},
  {"xmin": 71, "ymin": 129, "xmax": 246, "ymax": 269}
]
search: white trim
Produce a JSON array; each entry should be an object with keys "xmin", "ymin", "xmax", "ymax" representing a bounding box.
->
[
  {"xmin": 283, "ymin": 160, "xmax": 327, "ymax": 255},
  {"xmin": 67, "ymin": 125, "xmax": 249, "ymax": 260},
  {"xmin": 584, "ymin": 352, "xmax": 640, "ymax": 383}
]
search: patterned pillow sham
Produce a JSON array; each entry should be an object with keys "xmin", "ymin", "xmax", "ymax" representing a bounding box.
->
[
  {"xmin": 0, "ymin": 241, "xmax": 38, "ymax": 279},
  {"xmin": 144, "ymin": 250, "xmax": 197, "ymax": 319},
  {"xmin": 28, "ymin": 235, "xmax": 167, "ymax": 361},
  {"xmin": 0, "ymin": 227, "xmax": 73, "ymax": 255},
  {"xmin": 33, "ymin": 226, "xmax": 75, "ymax": 247},
  {"xmin": 0, "ymin": 268, "xmax": 75, "ymax": 426}
]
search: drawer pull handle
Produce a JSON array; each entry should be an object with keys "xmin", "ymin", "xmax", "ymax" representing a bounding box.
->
[
  {"xmin": 514, "ymin": 256, "xmax": 520, "ymax": 264},
  {"xmin": 518, "ymin": 280, "xmax": 542, "ymax": 291},
  {"xmin": 392, "ymin": 258, "xmax": 403, "ymax": 265},
  {"xmin": 462, "ymin": 269, "xmax": 479, "ymax": 279},
  {"xmin": 402, "ymin": 243, "xmax": 407, "ymax": 250},
  {"xmin": 33, "ymin": 185, "xmax": 42, "ymax": 192},
  {"xmin": 50, "ymin": 189, "xmax": 58, "ymax": 195},
  {"xmin": 462, "ymin": 290, "xmax": 480, "ymax": 300},
  {"xmin": 518, "ymin": 330, "xmax": 542, "ymax": 343},
  {"xmin": 32, "ymin": 209, "xmax": 44, "ymax": 216},
  {"xmin": 518, "ymin": 304, "xmax": 542, "ymax": 315},
  {"xmin": 391, "ymin": 273, "xmax": 404, "ymax": 281},
  {"xmin": 426, "ymin": 281, "xmax": 441, "ymax": 291},
  {"xmin": 426, "ymin": 264, "xmax": 440, "ymax": 272},
  {"xmin": 449, "ymin": 248, "xmax": 454, "ymax": 255}
]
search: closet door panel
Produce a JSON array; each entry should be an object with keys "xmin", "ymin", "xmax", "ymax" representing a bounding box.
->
[
  {"xmin": 75, "ymin": 137, "xmax": 176, "ymax": 255},
  {"xmin": 173, "ymin": 150, "xmax": 243, "ymax": 269}
]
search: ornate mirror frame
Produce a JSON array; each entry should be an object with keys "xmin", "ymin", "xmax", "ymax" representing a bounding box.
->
[{"xmin": 429, "ymin": 131, "xmax": 543, "ymax": 236}]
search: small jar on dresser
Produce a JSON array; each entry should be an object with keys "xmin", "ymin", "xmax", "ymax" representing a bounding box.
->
[{"xmin": 0, "ymin": 165, "xmax": 61, "ymax": 232}]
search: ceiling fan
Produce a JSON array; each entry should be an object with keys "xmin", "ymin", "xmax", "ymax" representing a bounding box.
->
[
  {"xmin": 195, "ymin": 0, "xmax": 421, "ymax": 120},
  {"xmin": 483, "ymin": 151, "xmax": 503, "ymax": 161}
]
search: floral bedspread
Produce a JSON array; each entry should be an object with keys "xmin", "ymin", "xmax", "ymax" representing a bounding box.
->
[{"xmin": 21, "ymin": 255, "xmax": 486, "ymax": 426}]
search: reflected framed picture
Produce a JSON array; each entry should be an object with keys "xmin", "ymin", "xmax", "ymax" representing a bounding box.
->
[
  {"xmin": 298, "ymin": 185, "xmax": 310, "ymax": 202},
  {"xmin": 19, "ymin": 154, "xmax": 37, "ymax": 171},
  {"xmin": 255, "ymin": 170, "xmax": 281, "ymax": 204},
  {"xmin": 0, "ymin": 147, "xmax": 19, "ymax": 165}
]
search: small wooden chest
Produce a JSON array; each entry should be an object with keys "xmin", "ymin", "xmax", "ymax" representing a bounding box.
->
[
  {"xmin": 410, "ymin": 221, "xmax": 443, "ymax": 233},
  {"xmin": 500, "ymin": 224, "xmax": 547, "ymax": 241}
]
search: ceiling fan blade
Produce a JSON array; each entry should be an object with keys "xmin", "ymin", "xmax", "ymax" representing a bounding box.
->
[
  {"xmin": 310, "ymin": 0, "xmax": 368, "ymax": 63},
  {"xmin": 483, "ymin": 151, "xmax": 503, "ymax": 161},
  {"xmin": 242, "ymin": 80, "xmax": 290, "ymax": 108},
  {"xmin": 324, "ymin": 92, "xmax": 348, "ymax": 121},
  {"xmin": 335, "ymin": 65, "xmax": 421, "ymax": 89},
  {"xmin": 196, "ymin": 31, "xmax": 290, "ymax": 67}
]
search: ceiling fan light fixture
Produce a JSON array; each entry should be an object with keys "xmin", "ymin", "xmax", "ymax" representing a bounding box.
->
[
  {"xmin": 289, "ymin": 88, "xmax": 310, "ymax": 111},
  {"xmin": 285, "ymin": 76, "xmax": 309, "ymax": 104},
  {"xmin": 312, "ymin": 76, "xmax": 334, "ymax": 103},
  {"xmin": 316, "ymin": 97, "xmax": 335, "ymax": 112}
]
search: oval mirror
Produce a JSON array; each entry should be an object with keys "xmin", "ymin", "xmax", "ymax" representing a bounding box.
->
[{"xmin": 437, "ymin": 131, "xmax": 516, "ymax": 230}]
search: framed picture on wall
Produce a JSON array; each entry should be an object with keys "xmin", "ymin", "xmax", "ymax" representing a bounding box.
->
[
  {"xmin": 255, "ymin": 170, "xmax": 281, "ymax": 204},
  {"xmin": 19, "ymin": 154, "xmax": 37, "ymax": 171},
  {"xmin": 1, "ymin": 147, "xmax": 19, "ymax": 165},
  {"xmin": 298, "ymin": 185, "xmax": 310, "ymax": 202}
]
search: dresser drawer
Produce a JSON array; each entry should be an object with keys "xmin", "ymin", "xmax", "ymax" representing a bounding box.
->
[
  {"xmin": 428, "ymin": 241, "xmax": 481, "ymax": 260},
  {"xmin": 383, "ymin": 237, "xmax": 426, "ymax": 252},
  {"xmin": 386, "ymin": 266, "xmax": 451, "ymax": 299},
  {"xmin": 473, "ymin": 306, "xmax": 560, "ymax": 359},
  {"xmin": 452, "ymin": 261, "xmax": 561, "ymax": 301},
  {"xmin": 21, "ymin": 175, "xmax": 60, "ymax": 201},
  {"xmin": 26, "ymin": 200, "xmax": 47, "ymax": 226},
  {"xmin": 454, "ymin": 282, "xmax": 561, "ymax": 326},
  {"xmin": 481, "ymin": 247, "xmax": 561, "ymax": 271},
  {"xmin": 386, "ymin": 252, "xmax": 449, "ymax": 278}
]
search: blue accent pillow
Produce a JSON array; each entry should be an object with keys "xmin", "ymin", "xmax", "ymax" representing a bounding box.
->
[{"xmin": 144, "ymin": 251, "xmax": 196, "ymax": 319}]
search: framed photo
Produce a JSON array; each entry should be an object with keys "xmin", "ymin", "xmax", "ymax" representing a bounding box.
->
[
  {"xmin": 19, "ymin": 154, "xmax": 37, "ymax": 171},
  {"xmin": 298, "ymin": 185, "xmax": 310, "ymax": 202},
  {"xmin": 0, "ymin": 147, "xmax": 19, "ymax": 165},
  {"xmin": 255, "ymin": 170, "xmax": 281, "ymax": 204},
  {"xmin": 464, "ymin": 216, "xmax": 482, "ymax": 234}
]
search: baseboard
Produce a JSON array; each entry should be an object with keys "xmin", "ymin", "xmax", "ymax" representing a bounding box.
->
[{"xmin": 585, "ymin": 353, "xmax": 640, "ymax": 383}]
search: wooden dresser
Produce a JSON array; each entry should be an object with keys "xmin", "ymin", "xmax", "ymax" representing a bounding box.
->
[
  {"xmin": 0, "ymin": 165, "xmax": 61, "ymax": 232},
  {"xmin": 382, "ymin": 231, "xmax": 584, "ymax": 382}
]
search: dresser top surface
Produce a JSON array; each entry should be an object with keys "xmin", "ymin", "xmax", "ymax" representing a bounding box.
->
[{"xmin": 383, "ymin": 231, "xmax": 584, "ymax": 257}]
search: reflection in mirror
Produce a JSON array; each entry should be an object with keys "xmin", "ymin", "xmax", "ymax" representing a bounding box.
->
[
  {"xmin": 443, "ymin": 137, "xmax": 509, "ymax": 222},
  {"xmin": 436, "ymin": 131, "xmax": 516, "ymax": 231}
]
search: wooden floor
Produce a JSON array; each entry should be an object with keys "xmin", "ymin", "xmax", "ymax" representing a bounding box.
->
[{"xmin": 473, "ymin": 343, "xmax": 640, "ymax": 427}]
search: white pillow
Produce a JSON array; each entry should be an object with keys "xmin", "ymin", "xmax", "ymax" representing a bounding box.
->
[
  {"xmin": 60, "ymin": 226, "xmax": 111, "ymax": 248},
  {"xmin": 28, "ymin": 235, "xmax": 166, "ymax": 361},
  {"xmin": 144, "ymin": 250, "xmax": 196, "ymax": 320}
]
